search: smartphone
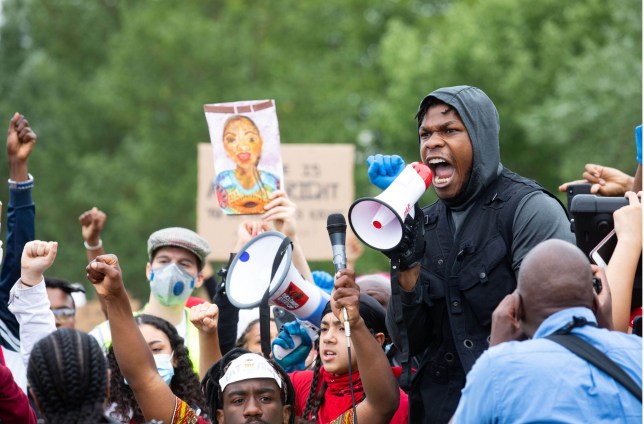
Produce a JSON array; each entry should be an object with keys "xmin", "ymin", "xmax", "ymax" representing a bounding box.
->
[{"xmin": 590, "ymin": 229, "xmax": 617, "ymax": 268}]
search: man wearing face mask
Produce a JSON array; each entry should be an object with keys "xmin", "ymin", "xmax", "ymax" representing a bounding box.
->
[{"xmin": 90, "ymin": 227, "xmax": 211, "ymax": 373}]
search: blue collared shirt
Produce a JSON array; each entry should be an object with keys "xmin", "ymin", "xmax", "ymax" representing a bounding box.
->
[{"xmin": 452, "ymin": 307, "xmax": 642, "ymax": 423}]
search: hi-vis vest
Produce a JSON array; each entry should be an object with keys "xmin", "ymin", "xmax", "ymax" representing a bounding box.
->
[{"xmin": 89, "ymin": 307, "xmax": 200, "ymax": 374}]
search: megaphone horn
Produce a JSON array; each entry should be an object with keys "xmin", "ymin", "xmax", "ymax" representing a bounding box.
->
[
  {"xmin": 349, "ymin": 162, "xmax": 432, "ymax": 251},
  {"xmin": 226, "ymin": 231, "xmax": 330, "ymax": 326}
]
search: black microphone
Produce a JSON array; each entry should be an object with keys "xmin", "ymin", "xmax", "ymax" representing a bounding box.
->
[
  {"xmin": 326, "ymin": 213, "xmax": 357, "ymax": 422},
  {"xmin": 327, "ymin": 213, "xmax": 347, "ymax": 273}
]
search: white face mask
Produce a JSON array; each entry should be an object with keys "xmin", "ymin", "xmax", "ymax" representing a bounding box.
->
[{"xmin": 149, "ymin": 262, "xmax": 195, "ymax": 307}]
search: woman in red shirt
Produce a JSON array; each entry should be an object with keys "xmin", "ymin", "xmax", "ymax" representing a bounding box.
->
[{"xmin": 289, "ymin": 269, "xmax": 409, "ymax": 423}]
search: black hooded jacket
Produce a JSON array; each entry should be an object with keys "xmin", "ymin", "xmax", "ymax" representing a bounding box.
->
[{"xmin": 386, "ymin": 86, "xmax": 574, "ymax": 423}]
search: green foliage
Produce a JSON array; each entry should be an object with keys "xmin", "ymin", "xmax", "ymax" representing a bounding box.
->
[{"xmin": 0, "ymin": 0, "xmax": 640, "ymax": 301}]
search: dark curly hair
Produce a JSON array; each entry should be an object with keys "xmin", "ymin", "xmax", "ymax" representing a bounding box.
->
[
  {"xmin": 27, "ymin": 328, "xmax": 108, "ymax": 423},
  {"xmin": 106, "ymin": 314, "xmax": 208, "ymax": 422},
  {"xmin": 202, "ymin": 348, "xmax": 295, "ymax": 424}
]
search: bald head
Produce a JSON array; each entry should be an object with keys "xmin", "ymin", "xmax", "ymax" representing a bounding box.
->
[{"xmin": 518, "ymin": 240, "xmax": 594, "ymax": 335}]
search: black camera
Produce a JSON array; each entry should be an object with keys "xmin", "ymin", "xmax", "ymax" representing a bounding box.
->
[
  {"xmin": 566, "ymin": 183, "xmax": 592, "ymax": 218},
  {"xmin": 569, "ymin": 194, "xmax": 628, "ymax": 257}
]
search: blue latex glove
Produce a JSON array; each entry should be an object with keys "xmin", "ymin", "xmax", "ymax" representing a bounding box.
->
[
  {"xmin": 366, "ymin": 154, "xmax": 406, "ymax": 190},
  {"xmin": 272, "ymin": 321, "xmax": 312, "ymax": 372},
  {"xmin": 312, "ymin": 270, "xmax": 334, "ymax": 295},
  {"xmin": 636, "ymin": 125, "xmax": 642, "ymax": 164}
]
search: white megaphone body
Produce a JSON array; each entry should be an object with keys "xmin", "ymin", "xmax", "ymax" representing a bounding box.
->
[
  {"xmin": 349, "ymin": 162, "xmax": 433, "ymax": 251},
  {"xmin": 226, "ymin": 231, "xmax": 330, "ymax": 327}
]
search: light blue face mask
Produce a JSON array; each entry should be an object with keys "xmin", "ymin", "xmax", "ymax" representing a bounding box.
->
[
  {"xmin": 125, "ymin": 352, "xmax": 175, "ymax": 386},
  {"xmin": 149, "ymin": 262, "xmax": 196, "ymax": 307}
]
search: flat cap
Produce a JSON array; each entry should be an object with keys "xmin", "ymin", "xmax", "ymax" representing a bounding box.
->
[{"xmin": 147, "ymin": 227, "xmax": 211, "ymax": 270}]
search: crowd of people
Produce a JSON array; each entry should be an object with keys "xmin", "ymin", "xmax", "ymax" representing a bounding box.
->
[{"xmin": 0, "ymin": 85, "xmax": 641, "ymax": 424}]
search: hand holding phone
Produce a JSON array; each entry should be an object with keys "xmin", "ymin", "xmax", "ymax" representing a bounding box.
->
[{"xmin": 590, "ymin": 229, "xmax": 617, "ymax": 268}]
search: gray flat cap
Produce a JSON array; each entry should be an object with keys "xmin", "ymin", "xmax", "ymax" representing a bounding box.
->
[{"xmin": 147, "ymin": 227, "xmax": 211, "ymax": 270}]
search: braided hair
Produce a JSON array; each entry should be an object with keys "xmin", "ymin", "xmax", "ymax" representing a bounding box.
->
[
  {"xmin": 301, "ymin": 295, "xmax": 388, "ymax": 422},
  {"xmin": 202, "ymin": 347, "xmax": 296, "ymax": 424},
  {"xmin": 27, "ymin": 328, "xmax": 107, "ymax": 423},
  {"xmin": 301, "ymin": 338, "xmax": 325, "ymax": 423},
  {"xmin": 106, "ymin": 314, "xmax": 208, "ymax": 422}
]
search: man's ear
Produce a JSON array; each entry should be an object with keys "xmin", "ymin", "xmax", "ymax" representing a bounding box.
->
[
  {"xmin": 194, "ymin": 272, "xmax": 205, "ymax": 289},
  {"xmin": 145, "ymin": 262, "xmax": 152, "ymax": 281},
  {"xmin": 216, "ymin": 408, "xmax": 225, "ymax": 423},
  {"xmin": 517, "ymin": 293, "xmax": 525, "ymax": 323},
  {"xmin": 374, "ymin": 332, "xmax": 386, "ymax": 347},
  {"xmin": 282, "ymin": 404, "xmax": 292, "ymax": 424}
]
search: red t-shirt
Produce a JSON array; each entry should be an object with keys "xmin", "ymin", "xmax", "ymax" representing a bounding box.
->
[{"xmin": 290, "ymin": 367, "xmax": 408, "ymax": 423}]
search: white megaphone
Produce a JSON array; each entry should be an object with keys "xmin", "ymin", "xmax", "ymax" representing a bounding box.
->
[
  {"xmin": 349, "ymin": 162, "xmax": 433, "ymax": 251},
  {"xmin": 226, "ymin": 231, "xmax": 330, "ymax": 326}
]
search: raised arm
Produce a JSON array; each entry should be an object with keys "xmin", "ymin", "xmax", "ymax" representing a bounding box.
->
[
  {"xmin": 78, "ymin": 207, "xmax": 107, "ymax": 318},
  {"xmin": 189, "ymin": 302, "xmax": 222, "ymax": 379},
  {"xmin": 8, "ymin": 240, "xmax": 57, "ymax": 368},
  {"xmin": 78, "ymin": 207, "xmax": 106, "ymax": 262},
  {"xmin": 558, "ymin": 164, "xmax": 635, "ymax": 197},
  {"xmin": 332, "ymin": 269, "xmax": 399, "ymax": 424},
  {"xmin": 606, "ymin": 191, "xmax": 642, "ymax": 332},
  {"xmin": 86, "ymin": 255, "xmax": 176, "ymax": 424},
  {"xmin": 0, "ymin": 113, "xmax": 36, "ymax": 349},
  {"xmin": 262, "ymin": 189, "xmax": 313, "ymax": 283}
]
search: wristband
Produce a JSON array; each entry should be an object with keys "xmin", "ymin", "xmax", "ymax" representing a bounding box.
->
[
  {"xmin": 20, "ymin": 279, "xmax": 35, "ymax": 288},
  {"xmin": 84, "ymin": 239, "xmax": 103, "ymax": 251},
  {"xmin": 8, "ymin": 173, "xmax": 34, "ymax": 190}
]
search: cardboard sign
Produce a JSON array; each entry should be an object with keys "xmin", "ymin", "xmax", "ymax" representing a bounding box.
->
[{"xmin": 197, "ymin": 143, "xmax": 355, "ymax": 260}]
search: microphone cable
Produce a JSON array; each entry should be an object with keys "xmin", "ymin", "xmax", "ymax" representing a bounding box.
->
[
  {"xmin": 343, "ymin": 307, "xmax": 358, "ymax": 424},
  {"xmin": 327, "ymin": 213, "xmax": 358, "ymax": 423}
]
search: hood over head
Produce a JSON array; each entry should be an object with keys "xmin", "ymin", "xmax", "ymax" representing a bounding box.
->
[{"xmin": 417, "ymin": 85, "xmax": 501, "ymax": 210}]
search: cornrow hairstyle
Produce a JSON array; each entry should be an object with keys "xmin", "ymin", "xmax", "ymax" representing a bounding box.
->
[
  {"xmin": 106, "ymin": 314, "xmax": 208, "ymax": 423},
  {"xmin": 202, "ymin": 347, "xmax": 296, "ymax": 424},
  {"xmin": 27, "ymin": 328, "xmax": 108, "ymax": 423}
]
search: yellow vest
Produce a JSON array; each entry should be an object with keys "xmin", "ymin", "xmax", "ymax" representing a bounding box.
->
[{"xmin": 89, "ymin": 307, "xmax": 201, "ymax": 374}]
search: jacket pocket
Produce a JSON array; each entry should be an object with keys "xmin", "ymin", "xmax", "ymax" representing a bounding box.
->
[{"xmin": 457, "ymin": 234, "xmax": 514, "ymax": 327}]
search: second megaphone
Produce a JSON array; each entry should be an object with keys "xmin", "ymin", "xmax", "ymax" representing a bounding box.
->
[
  {"xmin": 225, "ymin": 231, "xmax": 330, "ymax": 326},
  {"xmin": 349, "ymin": 162, "xmax": 432, "ymax": 251}
]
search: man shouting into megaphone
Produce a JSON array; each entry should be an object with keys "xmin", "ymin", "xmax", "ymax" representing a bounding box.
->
[{"xmin": 365, "ymin": 85, "xmax": 574, "ymax": 423}]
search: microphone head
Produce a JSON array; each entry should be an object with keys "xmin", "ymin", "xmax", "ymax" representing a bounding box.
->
[{"xmin": 326, "ymin": 213, "xmax": 347, "ymax": 234}]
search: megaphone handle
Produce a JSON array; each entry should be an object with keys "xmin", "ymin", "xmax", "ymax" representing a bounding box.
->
[
  {"xmin": 260, "ymin": 235, "xmax": 294, "ymax": 358},
  {"xmin": 273, "ymin": 335, "xmax": 303, "ymax": 361}
]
